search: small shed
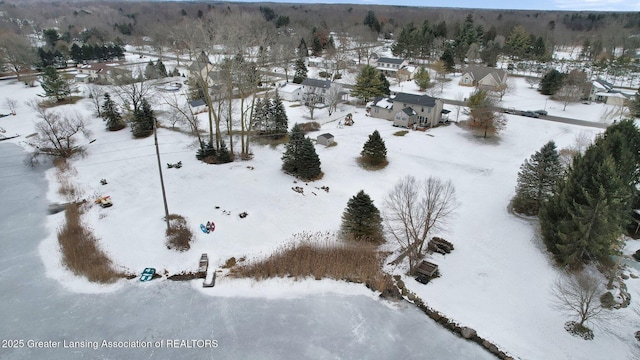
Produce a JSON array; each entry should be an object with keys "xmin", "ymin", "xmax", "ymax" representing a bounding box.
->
[
  {"xmin": 189, "ymin": 99, "xmax": 207, "ymax": 114},
  {"xmin": 317, "ymin": 133, "xmax": 335, "ymax": 146}
]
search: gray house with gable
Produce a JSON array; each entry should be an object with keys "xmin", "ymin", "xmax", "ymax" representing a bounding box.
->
[{"xmin": 369, "ymin": 92, "xmax": 444, "ymax": 128}]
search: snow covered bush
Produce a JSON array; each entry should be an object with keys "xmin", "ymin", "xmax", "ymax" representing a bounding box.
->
[{"xmin": 165, "ymin": 214, "xmax": 193, "ymax": 251}]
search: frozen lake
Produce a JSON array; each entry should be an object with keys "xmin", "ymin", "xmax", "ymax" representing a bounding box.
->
[{"xmin": 0, "ymin": 143, "xmax": 494, "ymax": 359}]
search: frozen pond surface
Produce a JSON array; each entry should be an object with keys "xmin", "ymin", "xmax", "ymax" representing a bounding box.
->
[{"xmin": 0, "ymin": 143, "xmax": 494, "ymax": 360}]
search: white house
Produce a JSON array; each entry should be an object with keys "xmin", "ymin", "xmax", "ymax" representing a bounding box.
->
[
  {"xmin": 277, "ymin": 82, "xmax": 302, "ymax": 102},
  {"xmin": 300, "ymin": 78, "xmax": 332, "ymax": 105},
  {"xmin": 369, "ymin": 92, "xmax": 444, "ymax": 128}
]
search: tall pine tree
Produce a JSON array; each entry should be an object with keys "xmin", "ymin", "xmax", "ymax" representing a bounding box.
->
[
  {"xmin": 540, "ymin": 143, "xmax": 629, "ymax": 269},
  {"xmin": 281, "ymin": 124, "xmax": 321, "ymax": 180},
  {"xmin": 131, "ymin": 98, "xmax": 155, "ymax": 138},
  {"xmin": 341, "ymin": 190, "xmax": 384, "ymax": 243},
  {"xmin": 282, "ymin": 123, "xmax": 305, "ymax": 173},
  {"xmin": 296, "ymin": 138, "xmax": 322, "ymax": 180},
  {"xmin": 351, "ymin": 65, "xmax": 384, "ymax": 103},
  {"xmin": 101, "ymin": 92, "xmax": 125, "ymax": 131},
  {"xmin": 41, "ymin": 66, "xmax": 71, "ymax": 102},
  {"xmin": 512, "ymin": 141, "xmax": 564, "ymax": 215},
  {"xmin": 272, "ymin": 92, "xmax": 288, "ymax": 138},
  {"xmin": 293, "ymin": 57, "xmax": 307, "ymax": 84},
  {"xmin": 360, "ymin": 130, "xmax": 388, "ymax": 167}
]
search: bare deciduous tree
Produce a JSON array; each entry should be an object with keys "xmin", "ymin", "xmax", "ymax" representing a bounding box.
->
[
  {"xmin": 113, "ymin": 71, "xmax": 156, "ymax": 117},
  {"xmin": 326, "ymin": 83, "xmax": 343, "ymax": 116},
  {"xmin": 28, "ymin": 101, "xmax": 90, "ymax": 159},
  {"xmin": 162, "ymin": 93, "xmax": 203, "ymax": 145},
  {"xmin": 86, "ymin": 85, "xmax": 105, "ymax": 117},
  {"xmin": 383, "ymin": 175, "xmax": 457, "ymax": 272},
  {"xmin": 525, "ymin": 76, "xmax": 539, "ymax": 89},
  {"xmin": 551, "ymin": 271, "xmax": 610, "ymax": 340},
  {"xmin": 303, "ymin": 87, "xmax": 322, "ymax": 120}
]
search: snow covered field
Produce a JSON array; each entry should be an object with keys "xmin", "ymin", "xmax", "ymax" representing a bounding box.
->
[{"xmin": 1, "ymin": 54, "xmax": 640, "ymax": 359}]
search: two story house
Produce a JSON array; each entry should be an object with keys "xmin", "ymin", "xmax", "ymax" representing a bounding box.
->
[
  {"xmin": 300, "ymin": 78, "xmax": 332, "ymax": 105},
  {"xmin": 369, "ymin": 92, "xmax": 444, "ymax": 128},
  {"xmin": 376, "ymin": 57, "xmax": 409, "ymax": 78}
]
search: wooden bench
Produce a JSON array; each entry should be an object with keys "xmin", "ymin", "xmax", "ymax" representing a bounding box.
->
[{"xmin": 415, "ymin": 260, "xmax": 438, "ymax": 277}]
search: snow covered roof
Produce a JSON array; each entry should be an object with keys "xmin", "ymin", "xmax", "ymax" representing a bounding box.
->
[
  {"xmin": 372, "ymin": 97, "xmax": 393, "ymax": 109},
  {"xmin": 278, "ymin": 83, "xmax": 301, "ymax": 94}
]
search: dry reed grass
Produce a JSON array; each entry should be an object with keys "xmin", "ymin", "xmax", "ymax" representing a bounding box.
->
[
  {"xmin": 235, "ymin": 232, "xmax": 394, "ymax": 293},
  {"xmin": 166, "ymin": 214, "xmax": 193, "ymax": 251},
  {"xmin": 57, "ymin": 204, "xmax": 123, "ymax": 283}
]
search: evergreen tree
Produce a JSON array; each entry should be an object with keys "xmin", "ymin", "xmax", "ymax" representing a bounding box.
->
[
  {"xmin": 296, "ymin": 137, "xmax": 322, "ymax": 180},
  {"xmin": 70, "ymin": 43, "xmax": 83, "ymax": 64},
  {"xmin": 252, "ymin": 97, "xmax": 266, "ymax": 132},
  {"xmin": 40, "ymin": 66, "xmax": 71, "ymax": 102},
  {"xmin": 311, "ymin": 34, "xmax": 323, "ymax": 56},
  {"xmin": 378, "ymin": 73, "xmax": 390, "ymax": 96},
  {"xmin": 540, "ymin": 144, "xmax": 629, "ymax": 269},
  {"xmin": 282, "ymin": 123, "xmax": 305, "ymax": 173},
  {"xmin": 361, "ymin": 130, "xmax": 387, "ymax": 166},
  {"xmin": 298, "ymin": 38, "xmax": 308, "ymax": 57},
  {"xmin": 512, "ymin": 141, "xmax": 564, "ymax": 215},
  {"xmin": 196, "ymin": 141, "xmax": 216, "ymax": 161},
  {"xmin": 171, "ymin": 68, "xmax": 180, "ymax": 77},
  {"xmin": 440, "ymin": 47, "xmax": 456, "ymax": 73},
  {"xmin": 293, "ymin": 57, "xmax": 307, "ymax": 84},
  {"xmin": 414, "ymin": 67, "xmax": 431, "ymax": 91},
  {"xmin": 187, "ymin": 76, "xmax": 206, "ymax": 101},
  {"xmin": 341, "ymin": 190, "xmax": 384, "ymax": 243},
  {"xmin": 539, "ymin": 69, "xmax": 565, "ymax": 95},
  {"xmin": 155, "ymin": 60, "xmax": 168, "ymax": 78},
  {"xmin": 101, "ymin": 92, "xmax": 125, "ymax": 131},
  {"xmin": 217, "ymin": 140, "xmax": 232, "ymax": 163},
  {"xmin": 131, "ymin": 98, "xmax": 155, "ymax": 138},
  {"xmin": 272, "ymin": 92, "xmax": 288, "ymax": 138},
  {"xmin": 351, "ymin": 65, "xmax": 384, "ymax": 103},
  {"xmin": 144, "ymin": 60, "xmax": 157, "ymax": 79},
  {"xmin": 363, "ymin": 11, "xmax": 381, "ymax": 33}
]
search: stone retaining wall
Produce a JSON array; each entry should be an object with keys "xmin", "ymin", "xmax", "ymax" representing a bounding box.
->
[{"xmin": 395, "ymin": 278, "xmax": 514, "ymax": 360}]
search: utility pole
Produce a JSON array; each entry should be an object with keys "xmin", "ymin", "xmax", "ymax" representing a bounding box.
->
[{"xmin": 153, "ymin": 118, "xmax": 170, "ymax": 231}]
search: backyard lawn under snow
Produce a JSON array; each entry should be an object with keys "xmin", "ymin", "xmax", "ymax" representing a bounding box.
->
[{"xmin": 1, "ymin": 58, "xmax": 639, "ymax": 359}]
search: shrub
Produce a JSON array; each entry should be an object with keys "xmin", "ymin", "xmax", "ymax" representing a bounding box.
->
[
  {"xmin": 393, "ymin": 130, "xmax": 409, "ymax": 136},
  {"xmin": 298, "ymin": 121, "xmax": 321, "ymax": 133},
  {"xmin": 166, "ymin": 214, "xmax": 193, "ymax": 251},
  {"xmin": 58, "ymin": 204, "xmax": 123, "ymax": 283},
  {"xmin": 222, "ymin": 257, "xmax": 237, "ymax": 269},
  {"xmin": 599, "ymin": 291, "xmax": 616, "ymax": 309}
]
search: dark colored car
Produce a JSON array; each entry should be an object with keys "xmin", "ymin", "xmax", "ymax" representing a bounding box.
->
[
  {"xmin": 533, "ymin": 110, "xmax": 548, "ymax": 116},
  {"xmin": 521, "ymin": 111, "xmax": 539, "ymax": 118}
]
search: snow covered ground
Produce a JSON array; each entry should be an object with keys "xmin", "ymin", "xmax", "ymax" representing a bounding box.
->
[{"xmin": 1, "ymin": 51, "xmax": 640, "ymax": 359}]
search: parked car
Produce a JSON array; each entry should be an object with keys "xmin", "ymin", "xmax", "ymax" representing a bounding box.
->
[
  {"xmin": 503, "ymin": 107, "xmax": 519, "ymax": 115},
  {"xmin": 521, "ymin": 111, "xmax": 539, "ymax": 118},
  {"xmin": 533, "ymin": 110, "xmax": 548, "ymax": 116}
]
